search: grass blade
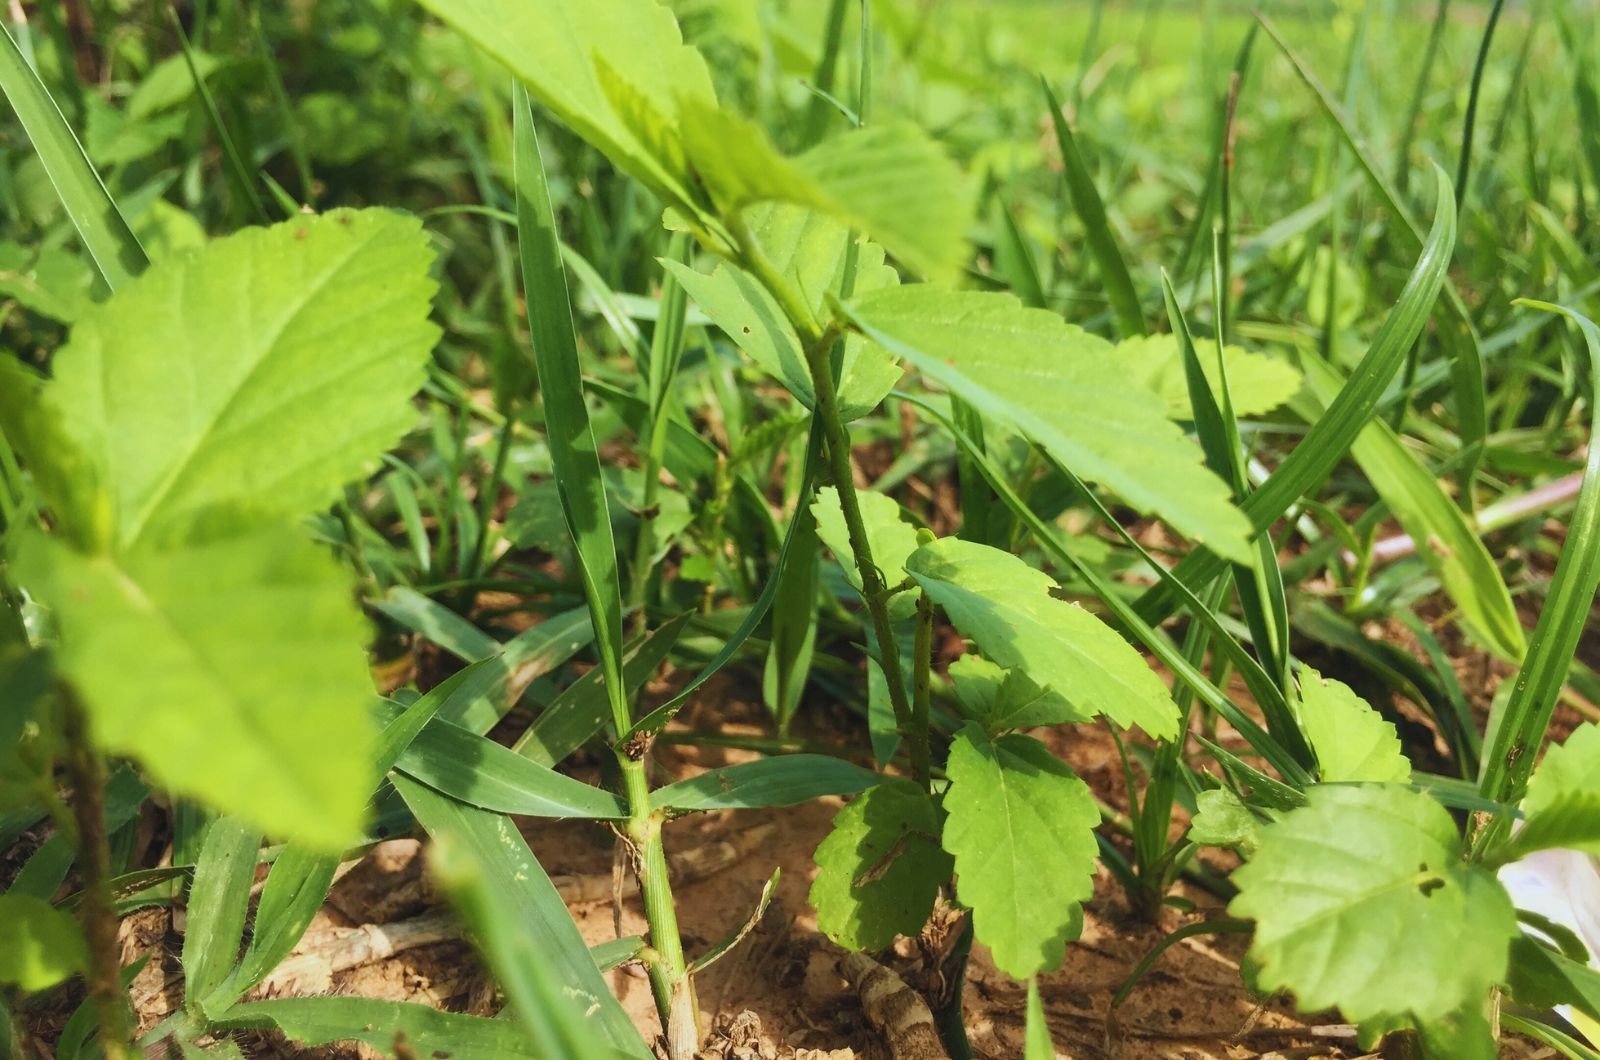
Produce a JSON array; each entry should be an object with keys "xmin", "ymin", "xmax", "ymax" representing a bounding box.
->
[
  {"xmin": 1041, "ymin": 77, "xmax": 1145, "ymax": 338},
  {"xmin": 1477, "ymin": 303, "xmax": 1600, "ymax": 815},
  {"xmin": 0, "ymin": 22, "xmax": 146, "ymax": 290},
  {"xmin": 513, "ymin": 84, "xmax": 630, "ymax": 736},
  {"xmin": 1134, "ymin": 166, "xmax": 1456, "ymax": 626}
]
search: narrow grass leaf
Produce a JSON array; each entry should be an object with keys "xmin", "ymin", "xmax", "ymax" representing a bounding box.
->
[
  {"xmin": 0, "ymin": 23, "xmax": 146, "ymax": 289},
  {"xmin": 183, "ymin": 815, "xmax": 262, "ymax": 1011},
  {"xmin": 651, "ymin": 756, "xmax": 877, "ymax": 812}
]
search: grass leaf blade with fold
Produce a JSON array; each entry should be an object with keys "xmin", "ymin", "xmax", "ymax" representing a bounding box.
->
[{"xmin": 0, "ymin": 23, "xmax": 146, "ymax": 290}]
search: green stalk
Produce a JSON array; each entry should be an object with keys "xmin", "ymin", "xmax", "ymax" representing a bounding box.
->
[
  {"xmin": 618, "ymin": 752, "xmax": 692, "ymax": 1053},
  {"xmin": 60, "ymin": 691, "xmax": 130, "ymax": 1060},
  {"xmin": 730, "ymin": 221, "xmax": 917, "ymax": 758},
  {"xmin": 910, "ymin": 583, "xmax": 934, "ymax": 793}
]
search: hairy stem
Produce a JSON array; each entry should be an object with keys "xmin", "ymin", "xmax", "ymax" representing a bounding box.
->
[{"xmin": 60, "ymin": 691, "xmax": 129, "ymax": 1060}]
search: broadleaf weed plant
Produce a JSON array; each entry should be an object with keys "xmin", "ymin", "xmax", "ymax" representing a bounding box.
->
[{"xmin": 2, "ymin": 2, "xmax": 1600, "ymax": 1058}]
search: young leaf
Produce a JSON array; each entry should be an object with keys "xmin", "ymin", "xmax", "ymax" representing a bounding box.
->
[
  {"xmin": 947, "ymin": 655, "xmax": 1060, "ymax": 733},
  {"xmin": 1500, "ymin": 723, "xmax": 1600, "ymax": 859},
  {"xmin": 1230, "ymin": 785, "xmax": 1516, "ymax": 1026},
  {"xmin": 1297, "ymin": 668, "xmax": 1412, "ymax": 783},
  {"xmin": 906, "ymin": 538, "xmax": 1180, "ymax": 740},
  {"xmin": 812, "ymin": 486, "xmax": 920, "ymax": 620},
  {"xmin": 0, "ymin": 894, "xmax": 87, "ymax": 991},
  {"xmin": 1187, "ymin": 787, "xmax": 1265, "ymax": 857},
  {"xmin": 944, "ymin": 725, "xmax": 1099, "ymax": 979},
  {"xmin": 213, "ymin": 998, "xmax": 549, "ymax": 1058},
  {"xmin": 809, "ymin": 778, "xmax": 950, "ymax": 952},
  {"xmin": 16, "ymin": 522, "xmax": 375, "ymax": 851},
  {"xmin": 34, "ymin": 210, "xmax": 438, "ymax": 551},
  {"xmin": 842, "ymin": 288, "xmax": 1252, "ymax": 563}
]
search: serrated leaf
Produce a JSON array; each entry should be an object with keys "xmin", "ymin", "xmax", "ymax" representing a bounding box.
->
[
  {"xmin": 1188, "ymin": 787, "xmax": 1265, "ymax": 858},
  {"xmin": 16, "ymin": 523, "xmax": 375, "ymax": 851},
  {"xmin": 946, "ymin": 655, "xmax": 1061, "ymax": 734},
  {"xmin": 1229, "ymin": 784, "xmax": 1516, "ymax": 1025},
  {"xmin": 812, "ymin": 487, "xmax": 920, "ymax": 621},
  {"xmin": 842, "ymin": 287, "xmax": 1252, "ymax": 563},
  {"xmin": 809, "ymin": 778, "xmax": 949, "ymax": 952},
  {"xmin": 414, "ymin": 0, "xmax": 716, "ymax": 217},
  {"xmin": 906, "ymin": 538, "xmax": 1179, "ymax": 739},
  {"xmin": 35, "ymin": 210, "xmax": 437, "ymax": 551},
  {"xmin": 1298, "ymin": 668, "xmax": 1412, "ymax": 783},
  {"xmin": 0, "ymin": 894, "xmax": 86, "ymax": 990},
  {"xmin": 1115, "ymin": 333, "xmax": 1301, "ymax": 420},
  {"xmin": 944, "ymin": 726, "xmax": 1099, "ymax": 978}
]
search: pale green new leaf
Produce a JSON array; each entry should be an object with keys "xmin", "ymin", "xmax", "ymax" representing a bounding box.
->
[
  {"xmin": 0, "ymin": 894, "xmax": 86, "ymax": 991},
  {"xmin": 906, "ymin": 538, "xmax": 1179, "ymax": 739},
  {"xmin": 1298, "ymin": 352, "xmax": 1524, "ymax": 661},
  {"xmin": 40, "ymin": 210, "xmax": 439, "ymax": 551},
  {"xmin": 413, "ymin": 0, "xmax": 715, "ymax": 218},
  {"xmin": 1114, "ymin": 333, "xmax": 1301, "ymax": 420},
  {"xmin": 1230, "ymin": 785, "xmax": 1516, "ymax": 1025},
  {"xmin": 947, "ymin": 655, "xmax": 1061, "ymax": 733},
  {"xmin": 809, "ymin": 779, "xmax": 950, "ymax": 952},
  {"xmin": 663, "ymin": 205, "xmax": 901, "ymax": 420},
  {"xmin": 1187, "ymin": 787, "xmax": 1265, "ymax": 858},
  {"xmin": 16, "ymin": 523, "xmax": 376, "ymax": 851},
  {"xmin": 812, "ymin": 487, "xmax": 920, "ymax": 620},
  {"xmin": 944, "ymin": 726, "xmax": 1099, "ymax": 979},
  {"xmin": 1298, "ymin": 668, "xmax": 1412, "ymax": 783},
  {"xmin": 843, "ymin": 288, "xmax": 1252, "ymax": 563}
]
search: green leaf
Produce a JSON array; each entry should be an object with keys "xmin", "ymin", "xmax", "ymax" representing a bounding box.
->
[
  {"xmin": 1480, "ymin": 304, "xmax": 1600, "ymax": 810},
  {"xmin": 16, "ymin": 522, "xmax": 375, "ymax": 851},
  {"xmin": 906, "ymin": 538, "xmax": 1179, "ymax": 740},
  {"xmin": 1229, "ymin": 784, "xmax": 1516, "ymax": 1026},
  {"xmin": 1114, "ymin": 333, "xmax": 1301, "ymax": 420},
  {"xmin": 1298, "ymin": 351, "xmax": 1524, "ymax": 661},
  {"xmin": 1504, "ymin": 723, "xmax": 1600, "ymax": 858},
  {"xmin": 213, "ymin": 998, "xmax": 549, "ymax": 1059},
  {"xmin": 0, "ymin": 894, "xmax": 86, "ymax": 990},
  {"xmin": 946, "ymin": 655, "xmax": 1060, "ymax": 733},
  {"xmin": 183, "ymin": 816, "xmax": 262, "ymax": 1011},
  {"xmin": 651, "ymin": 755, "xmax": 877, "ymax": 812},
  {"xmin": 429, "ymin": 830, "xmax": 643, "ymax": 1058},
  {"xmin": 1507, "ymin": 935, "xmax": 1600, "ymax": 1024},
  {"xmin": 812, "ymin": 486, "xmax": 920, "ymax": 620},
  {"xmin": 944, "ymin": 726, "xmax": 1099, "ymax": 979},
  {"xmin": 217, "ymin": 845, "xmax": 338, "ymax": 1007},
  {"xmin": 1298, "ymin": 667, "xmax": 1412, "ymax": 783},
  {"xmin": 35, "ymin": 210, "xmax": 437, "ymax": 551},
  {"xmin": 809, "ymin": 778, "xmax": 950, "ymax": 952},
  {"xmin": 415, "ymin": 0, "xmax": 715, "ymax": 218},
  {"xmin": 1131, "ymin": 168, "xmax": 1457, "ymax": 624},
  {"xmin": 514, "ymin": 87, "xmax": 632, "ymax": 739},
  {"xmin": 373, "ymin": 701, "xmax": 627, "ymax": 820},
  {"xmin": 1041, "ymin": 81, "xmax": 1144, "ymax": 339},
  {"xmin": 0, "ymin": 23, "xmax": 147, "ymax": 291},
  {"xmin": 1187, "ymin": 787, "xmax": 1265, "ymax": 858},
  {"xmin": 662, "ymin": 215, "xmax": 901, "ymax": 421},
  {"xmin": 394, "ymin": 775, "xmax": 646, "ymax": 1055},
  {"xmin": 843, "ymin": 287, "xmax": 1252, "ymax": 563}
]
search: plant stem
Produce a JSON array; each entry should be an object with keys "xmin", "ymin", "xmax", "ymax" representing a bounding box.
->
[
  {"xmin": 60, "ymin": 691, "xmax": 130, "ymax": 1060},
  {"xmin": 910, "ymin": 587, "xmax": 933, "ymax": 791},
  {"xmin": 730, "ymin": 220, "xmax": 918, "ymax": 768},
  {"xmin": 617, "ymin": 752, "xmax": 695, "ymax": 1057}
]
